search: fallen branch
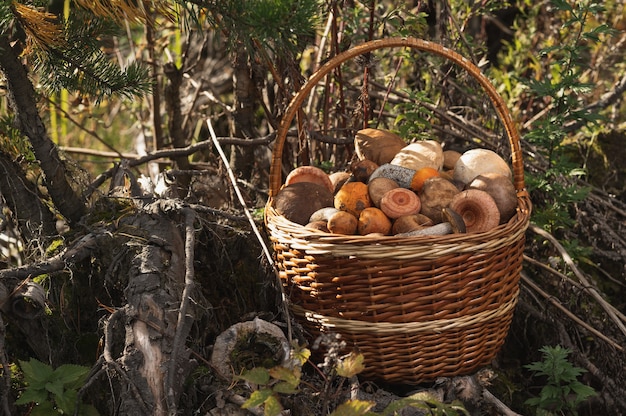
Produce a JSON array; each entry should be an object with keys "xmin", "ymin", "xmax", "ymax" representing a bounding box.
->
[
  {"xmin": 528, "ymin": 223, "xmax": 626, "ymax": 338},
  {"xmin": 520, "ymin": 269, "xmax": 623, "ymax": 351}
]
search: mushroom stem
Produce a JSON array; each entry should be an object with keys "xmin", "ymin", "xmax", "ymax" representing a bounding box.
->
[{"xmin": 396, "ymin": 222, "xmax": 453, "ymax": 237}]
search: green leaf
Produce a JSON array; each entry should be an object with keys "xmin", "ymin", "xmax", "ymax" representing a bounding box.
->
[
  {"xmin": 54, "ymin": 388, "xmax": 78, "ymax": 414},
  {"xmin": 272, "ymin": 381, "xmax": 299, "ymax": 395},
  {"xmin": 29, "ymin": 401, "xmax": 56, "ymax": 416},
  {"xmin": 19, "ymin": 359, "xmax": 54, "ymax": 385},
  {"xmin": 263, "ymin": 394, "xmax": 283, "ymax": 416},
  {"xmin": 269, "ymin": 366, "xmax": 300, "ymax": 386},
  {"xmin": 52, "ymin": 364, "xmax": 90, "ymax": 389},
  {"xmin": 237, "ymin": 367, "xmax": 270, "ymax": 385},
  {"xmin": 329, "ymin": 400, "xmax": 375, "ymax": 416},
  {"xmin": 570, "ymin": 382, "xmax": 596, "ymax": 400},
  {"xmin": 335, "ymin": 353, "xmax": 366, "ymax": 378},
  {"xmin": 15, "ymin": 387, "xmax": 49, "ymax": 405},
  {"xmin": 242, "ymin": 388, "xmax": 274, "ymax": 409},
  {"xmin": 45, "ymin": 381, "xmax": 66, "ymax": 401}
]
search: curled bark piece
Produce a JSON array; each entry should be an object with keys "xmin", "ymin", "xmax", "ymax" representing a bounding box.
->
[
  {"xmin": 9, "ymin": 281, "xmax": 46, "ymax": 319},
  {"xmin": 211, "ymin": 318, "xmax": 290, "ymax": 382}
]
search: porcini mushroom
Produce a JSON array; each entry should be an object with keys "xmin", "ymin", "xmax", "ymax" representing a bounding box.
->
[
  {"xmin": 418, "ymin": 177, "xmax": 461, "ymax": 223},
  {"xmin": 391, "ymin": 213, "xmax": 433, "ymax": 234},
  {"xmin": 285, "ymin": 165, "xmax": 335, "ymax": 194},
  {"xmin": 390, "ymin": 140, "xmax": 444, "ymax": 172},
  {"xmin": 468, "ymin": 172, "xmax": 518, "ymax": 223},
  {"xmin": 442, "ymin": 149, "xmax": 462, "ymax": 170},
  {"xmin": 305, "ymin": 221, "xmax": 330, "ymax": 232},
  {"xmin": 448, "ymin": 189, "xmax": 500, "ymax": 233},
  {"xmin": 380, "ymin": 188, "xmax": 421, "ymax": 219},
  {"xmin": 273, "ymin": 182, "xmax": 334, "ymax": 225},
  {"xmin": 368, "ymin": 177, "xmax": 400, "ymax": 208},
  {"xmin": 351, "ymin": 159, "xmax": 379, "ymax": 183},
  {"xmin": 355, "ymin": 128, "xmax": 407, "ymax": 165},
  {"xmin": 453, "ymin": 148, "xmax": 512, "ymax": 185},
  {"xmin": 328, "ymin": 171, "xmax": 351, "ymax": 194}
]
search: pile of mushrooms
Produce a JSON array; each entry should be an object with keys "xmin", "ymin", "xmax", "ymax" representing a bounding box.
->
[{"xmin": 273, "ymin": 128, "xmax": 518, "ymax": 237}]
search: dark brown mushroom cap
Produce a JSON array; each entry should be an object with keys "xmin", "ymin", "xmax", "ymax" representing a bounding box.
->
[{"xmin": 273, "ymin": 182, "xmax": 334, "ymax": 225}]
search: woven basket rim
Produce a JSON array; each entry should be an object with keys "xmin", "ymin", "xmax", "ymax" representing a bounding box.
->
[{"xmin": 290, "ymin": 290, "xmax": 519, "ymax": 335}]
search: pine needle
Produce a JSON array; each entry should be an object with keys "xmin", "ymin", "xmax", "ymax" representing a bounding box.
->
[
  {"xmin": 74, "ymin": 0, "xmax": 176, "ymax": 24},
  {"xmin": 12, "ymin": 3, "xmax": 64, "ymax": 52}
]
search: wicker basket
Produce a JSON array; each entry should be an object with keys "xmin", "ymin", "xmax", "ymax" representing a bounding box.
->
[{"xmin": 265, "ymin": 37, "xmax": 532, "ymax": 384}]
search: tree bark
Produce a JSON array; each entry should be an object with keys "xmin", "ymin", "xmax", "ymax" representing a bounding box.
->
[
  {"xmin": 0, "ymin": 151, "xmax": 57, "ymax": 246},
  {"xmin": 164, "ymin": 62, "xmax": 192, "ymax": 194},
  {"xmin": 114, "ymin": 202, "xmax": 196, "ymax": 415},
  {"xmin": 0, "ymin": 35, "xmax": 85, "ymax": 225},
  {"xmin": 229, "ymin": 49, "xmax": 257, "ymax": 180}
]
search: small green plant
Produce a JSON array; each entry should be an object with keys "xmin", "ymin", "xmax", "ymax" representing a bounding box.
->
[
  {"xmin": 15, "ymin": 358, "xmax": 98, "ymax": 416},
  {"xmin": 524, "ymin": 345, "xmax": 596, "ymax": 415},
  {"xmin": 238, "ymin": 346, "xmax": 310, "ymax": 416},
  {"xmin": 520, "ymin": 0, "xmax": 613, "ymax": 234},
  {"xmin": 239, "ymin": 347, "xmax": 468, "ymax": 416}
]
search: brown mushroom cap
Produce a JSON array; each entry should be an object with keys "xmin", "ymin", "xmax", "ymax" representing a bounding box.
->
[
  {"xmin": 327, "ymin": 210, "xmax": 359, "ymax": 235},
  {"xmin": 418, "ymin": 177, "xmax": 461, "ymax": 223},
  {"xmin": 305, "ymin": 221, "xmax": 330, "ymax": 232},
  {"xmin": 351, "ymin": 159, "xmax": 379, "ymax": 183},
  {"xmin": 273, "ymin": 182, "xmax": 334, "ymax": 225},
  {"xmin": 391, "ymin": 213, "xmax": 433, "ymax": 234},
  {"xmin": 448, "ymin": 189, "xmax": 500, "ymax": 233},
  {"xmin": 328, "ymin": 171, "xmax": 351, "ymax": 194},
  {"xmin": 368, "ymin": 177, "xmax": 400, "ymax": 208},
  {"xmin": 468, "ymin": 173, "xmax": 518, "ymax": 223},
  {"xmin": 355, "ymin": 128, "xmax": 407, "ymax": 165},
  {"xmin": 380, "ymin": 188, "xmax": 421, "ymax": 219},
  {"xmin": 285, "ymin": 165, "xmax": 334, "ymax": 194},
  {"xmin": 442, "ymin": 150, "xmax": 462, "ymax": 170}
]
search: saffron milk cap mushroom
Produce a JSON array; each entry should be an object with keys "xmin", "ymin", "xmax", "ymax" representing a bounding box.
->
[
  {"xmin": 448, "ymin": 188, "xmax": 500, "ymax": 233},
  {"xmin": 380, "ymin": 188, "xmax": 421, "ymax": 219}
]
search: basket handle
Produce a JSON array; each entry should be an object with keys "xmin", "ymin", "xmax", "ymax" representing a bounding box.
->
[{"xmin": 269, "ymin": 37, "xmax": 528, "ymax": 198}]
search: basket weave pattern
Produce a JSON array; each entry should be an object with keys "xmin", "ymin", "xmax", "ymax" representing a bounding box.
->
[{"xmin": 265, "ymin": 38, "xmax": 532, "ymax": 384}]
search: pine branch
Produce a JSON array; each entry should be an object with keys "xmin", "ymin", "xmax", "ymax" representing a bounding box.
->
[{"xmin": 30, "ymin": 10, "xmax": 152, "ymax": 101}]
